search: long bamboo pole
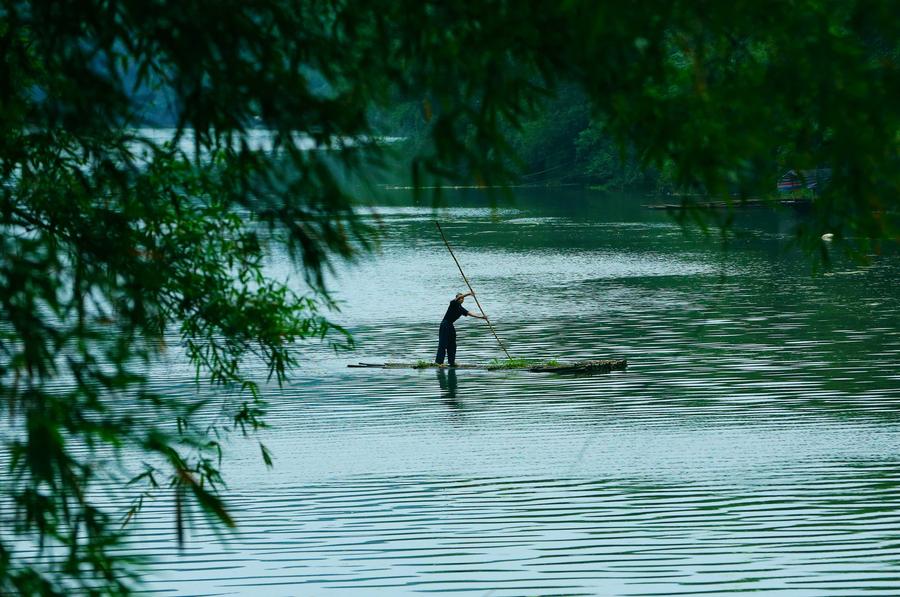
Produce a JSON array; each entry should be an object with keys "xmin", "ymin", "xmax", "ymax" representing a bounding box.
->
[{"xmin": 435, "ymin": 221, "xmax": 512, "ymax": 360}]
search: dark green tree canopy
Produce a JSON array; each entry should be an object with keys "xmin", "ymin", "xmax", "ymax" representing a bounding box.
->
[{"xmin": 1, "ymin": 0, "xmax": 897, "ymax": 593}]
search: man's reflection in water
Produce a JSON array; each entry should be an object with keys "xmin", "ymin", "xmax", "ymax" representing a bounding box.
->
[{"xmin": 436, "ymin": 367, "xmax": 462, "ymax": 410}]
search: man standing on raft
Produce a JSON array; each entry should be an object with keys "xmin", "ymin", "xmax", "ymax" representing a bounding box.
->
[{"xmin": 436, "ymin": 292, "xmax": 487, "ymax": 366}]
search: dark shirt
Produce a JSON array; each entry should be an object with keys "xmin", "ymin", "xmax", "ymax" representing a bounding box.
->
[{"xmin": 442, "ymin": 300, "xmax": 469, "ymax": 323}]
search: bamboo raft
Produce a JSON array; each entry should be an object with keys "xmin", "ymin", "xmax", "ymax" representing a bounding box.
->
[{"xmin": 348, "ymin": 359, "xmax": 627, "ymax": 374}]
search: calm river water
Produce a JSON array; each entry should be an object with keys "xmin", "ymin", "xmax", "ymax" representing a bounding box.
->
[{"xmin": 133, "ymin": 189, "xmax": 900, "ymax": 595}]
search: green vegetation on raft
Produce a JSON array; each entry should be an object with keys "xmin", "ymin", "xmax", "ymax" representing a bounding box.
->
[{"xmin": 486, "ymin": 358, "xmax": 560, "ymax": 370}]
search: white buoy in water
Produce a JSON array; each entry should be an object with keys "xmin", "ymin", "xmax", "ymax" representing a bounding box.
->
[{"xmin": 821, "ymin": 233, "xmax": 834, "ymax": 241}]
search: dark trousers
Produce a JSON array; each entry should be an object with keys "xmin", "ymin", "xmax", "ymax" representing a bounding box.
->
[{"xmin": 435, "ymin": 321, "xmax": 457, "ymax": 365}]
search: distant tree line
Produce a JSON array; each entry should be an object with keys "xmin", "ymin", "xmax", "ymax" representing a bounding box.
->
[{"xmin": 374, "ymin": 83, "xmax": 669, "ymax": 191}]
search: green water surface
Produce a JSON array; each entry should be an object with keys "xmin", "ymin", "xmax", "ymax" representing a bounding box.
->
[{"xmin": 133, "ymin": 189, "xmax": 900, "ymax": 596}]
